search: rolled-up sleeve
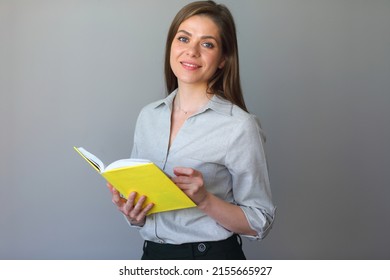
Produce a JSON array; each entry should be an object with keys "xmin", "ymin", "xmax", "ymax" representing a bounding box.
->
[{"xmin": 225, "ymin": 115, "xmax": 276, "ymax": 240}]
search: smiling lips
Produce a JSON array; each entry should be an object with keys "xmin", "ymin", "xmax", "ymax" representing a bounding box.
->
[{"xmin": 181, "ymin": 61, "xmax": 201, "ymax": 70}]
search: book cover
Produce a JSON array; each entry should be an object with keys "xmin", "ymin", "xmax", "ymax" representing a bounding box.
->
[{"xmin": 74, "ymin": 147, "xmax": 196, "ymax": 215}]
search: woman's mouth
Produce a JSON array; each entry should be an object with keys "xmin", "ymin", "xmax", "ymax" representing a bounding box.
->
[{"xmin": 181, "ymin": 62, "xmax": 201, "ymax": 70}]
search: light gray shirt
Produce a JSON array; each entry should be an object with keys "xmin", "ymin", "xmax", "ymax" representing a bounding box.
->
[{"xmin": 130, "ymin": 90, "xmax": 275, "ymax": 244}]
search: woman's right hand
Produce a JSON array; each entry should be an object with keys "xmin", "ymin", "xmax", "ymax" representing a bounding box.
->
[{"xmin": 107, "ymin": 183, "xmax": 154, "ymax": 227}]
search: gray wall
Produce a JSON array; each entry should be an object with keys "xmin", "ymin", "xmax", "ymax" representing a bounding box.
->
[{"xmin": 1, "ymin": 0, "xmax": 389, "ymax": 259}]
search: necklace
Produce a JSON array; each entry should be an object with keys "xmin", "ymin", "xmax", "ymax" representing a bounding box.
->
[
  {"xmin": 176, "ymin": 92, "xmax": 210, "ymax": 115},
  {"xmin": 176, "ymin": 93, "xmax": 189, "ymax": 115}
]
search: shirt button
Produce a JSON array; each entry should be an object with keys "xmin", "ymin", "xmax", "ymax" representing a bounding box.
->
[{"xmin": 197, "ymin": 243, "xmax": 207, "ymax": 253}]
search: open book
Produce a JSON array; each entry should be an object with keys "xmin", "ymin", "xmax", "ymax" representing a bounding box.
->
[{"xmin": 74, "ymin": 147, "xmax": 196, "ymax": 215}]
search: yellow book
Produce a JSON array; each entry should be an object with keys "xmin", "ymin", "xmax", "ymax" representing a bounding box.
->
[{"xmin": 74, "ymin": 147, "xmax": 196, "ymax": 215}]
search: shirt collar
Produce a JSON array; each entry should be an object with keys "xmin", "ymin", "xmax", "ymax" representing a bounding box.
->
[
  {"xmin": 153, "ymin": 89, "xmax": 177, "ymax": 110},
  {"xmin": 206, "ymin": 94, "xmax": 233, "ymax": 116},
  {"xmin": 153, "ymin": 89, "xmax": 233, "ymax": 116}
]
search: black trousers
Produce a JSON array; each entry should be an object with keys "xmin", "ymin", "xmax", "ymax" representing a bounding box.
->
[{"xmin": 141, "ymin": 234, "xmax": 246, "ymax": 260}]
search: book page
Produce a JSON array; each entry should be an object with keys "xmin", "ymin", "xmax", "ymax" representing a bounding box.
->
[
  {"xmin": 105, "ymin": 158, "xmax": 151, "ymax": 171},
  {"xmin": 75, "ymin": 147, "xmax": 105, "ymax": 172}
]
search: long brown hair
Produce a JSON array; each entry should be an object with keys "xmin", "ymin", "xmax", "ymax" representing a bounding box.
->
[{"xmin": 164, "ymin": 0, "xmax": 248, "ymax": 112}]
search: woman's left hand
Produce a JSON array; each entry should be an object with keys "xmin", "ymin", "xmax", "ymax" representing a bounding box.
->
[
  {"xmin": 172, "ymin": 167, "xmax": 209, "ymax": 206},
  {"xmin": 172, "ymin": 167, "xmax": 257, "ymax": 236}
]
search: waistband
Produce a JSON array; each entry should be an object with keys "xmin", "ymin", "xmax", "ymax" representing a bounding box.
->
[{"xmin": 143, "ymin": 234, "xmax": 243, "ymax": 259}]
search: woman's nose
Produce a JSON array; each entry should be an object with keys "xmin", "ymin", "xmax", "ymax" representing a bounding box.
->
[{"xmin": 186, "ymin": 43, "xmax": 200, "ymax": 57}]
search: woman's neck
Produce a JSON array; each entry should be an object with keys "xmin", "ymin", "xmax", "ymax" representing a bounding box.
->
[{"xmin": 175, "ymin": 83, "xmax": 213, "ymax": 114}]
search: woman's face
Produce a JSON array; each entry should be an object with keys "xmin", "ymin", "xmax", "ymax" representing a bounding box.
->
[{"xmin": 170, "ymin": 15, "xmax": 225, "ymax": 89}]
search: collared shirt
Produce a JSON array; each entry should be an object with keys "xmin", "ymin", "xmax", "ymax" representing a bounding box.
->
[{"xmin": 130, "ymin": 90, "xmax": 276, "ymax": 244}]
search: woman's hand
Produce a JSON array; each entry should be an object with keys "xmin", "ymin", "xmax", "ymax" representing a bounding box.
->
[
  {"xmin": 106, "ymin": 183, "xmax": 154, "ymax": 227},
  {"xmin": 172, "ymin": 168, "xmax": 257, "ymax": 236},
  {"xmin": 172, "ymin": 167, "xmax": 209, "ymax": 206}
]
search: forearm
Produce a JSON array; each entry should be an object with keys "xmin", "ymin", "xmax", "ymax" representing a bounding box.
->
[{"xmin": 197, "ymin": 192, "xmax": 257, "ymax": 236}]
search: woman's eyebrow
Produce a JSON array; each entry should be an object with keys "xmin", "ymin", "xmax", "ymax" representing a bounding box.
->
[
  {"xmin": 177, "ymin": 29, "xmax": 218, "ymax": 41},
  {"xmin": 177, "ymin": 29, "xmax": 192, "ymax": 36}
]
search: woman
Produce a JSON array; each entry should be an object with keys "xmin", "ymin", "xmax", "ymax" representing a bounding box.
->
[{"xmin": 107, "ymin": 0, "xmax": 275, "ymax": 260}]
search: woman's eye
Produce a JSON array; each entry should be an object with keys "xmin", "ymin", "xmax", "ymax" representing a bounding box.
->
[
  {"xmin": 202, "ymin": 42, "xmax": 214, "ymax": 49},
  {"xmin": 178, "ymin": 36, "xmax": 189, "ymax": 43}
]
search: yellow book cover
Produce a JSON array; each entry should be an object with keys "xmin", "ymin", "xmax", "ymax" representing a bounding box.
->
[{"xmin": 74, "ymin": 147, "xmax": 196, "ymax": 215}]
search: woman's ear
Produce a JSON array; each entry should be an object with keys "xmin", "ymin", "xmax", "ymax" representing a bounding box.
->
[{"xmin": 218, "ymin": 57, "xmax": 226, "ymax": 69}]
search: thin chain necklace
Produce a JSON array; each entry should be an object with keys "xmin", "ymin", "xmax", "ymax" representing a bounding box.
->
[
  {"xmin": 177, "ymin": 93, "xmax": 189, "ymax": 115},
  {"xmin": 176, "ymin": 92, "xmax": 211, "ymax": 115}
]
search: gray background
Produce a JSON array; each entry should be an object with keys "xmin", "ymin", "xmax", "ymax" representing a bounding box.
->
[{"xmin": 1, "ymin": 0, "xmax": 389, "ymax": 259}]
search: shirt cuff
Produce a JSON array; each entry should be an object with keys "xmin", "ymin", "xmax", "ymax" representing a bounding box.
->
[
  {"xmin": 123, "ymin": 214, "xmax": 144, "ymax": 229},
  {"xmin": 240, "ymin": 206, "xmax": 277, "ymax": 241}
]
